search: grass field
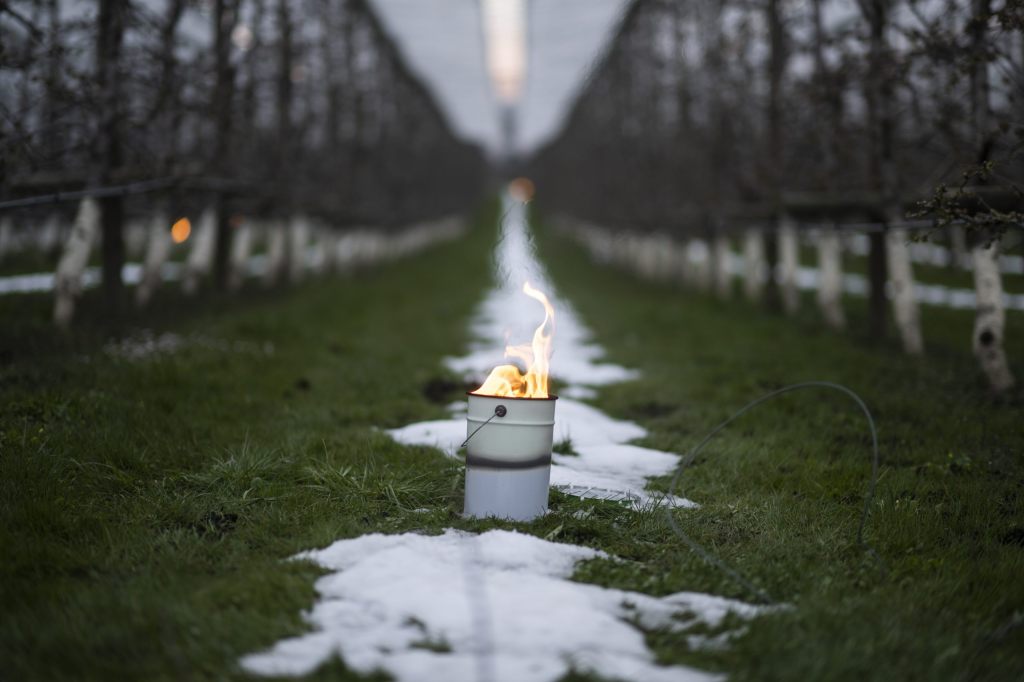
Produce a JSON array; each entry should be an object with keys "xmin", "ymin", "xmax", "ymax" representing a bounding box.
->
[{"xmin": 2, "ymin": 200, "xmax": 1023, "ymax": 681}]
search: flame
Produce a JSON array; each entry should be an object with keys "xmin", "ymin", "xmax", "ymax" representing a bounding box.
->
[
  {"xmin": 473, "ymin": 281, "xmax": 555, "ymax": 398},
  {"xmin": 171, "ymin": 218, "xmax": 191, "ymax": 244}
]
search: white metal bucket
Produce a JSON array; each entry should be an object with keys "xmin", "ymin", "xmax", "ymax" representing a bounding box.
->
[{"xmin": 463, "ymin": 392, "xmax": 557, "ymax": 521}]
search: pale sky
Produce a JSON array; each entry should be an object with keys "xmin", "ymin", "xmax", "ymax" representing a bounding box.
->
[{"xmin": 369, "ymin": 0, "xmax": 630, "ymax": 155}]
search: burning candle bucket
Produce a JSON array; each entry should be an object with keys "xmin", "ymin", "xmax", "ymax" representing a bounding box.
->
[{"xmin": 463, "ymin": 392, "xmax": 558, "ymax": 521}]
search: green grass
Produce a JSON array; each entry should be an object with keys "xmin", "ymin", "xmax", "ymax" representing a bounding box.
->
[
  {"xmin": 0, "ymin": 203, "xmax": 501, "ymax": 681},
  {"xmin": 3, "ymin": 199, "xmax": 1023, "ymax": 681},
  {"xmin": 533, "ymin": 215, "xmax": 1024, "ymax": 681}
]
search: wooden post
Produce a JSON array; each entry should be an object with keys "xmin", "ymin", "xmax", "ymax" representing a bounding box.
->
[
  {"xmin": 885, "ymin": 227, "xmax": 923, "ymax": 354},
  {"xmin": 972, "ymin": 239, "xmax": 1014, "ymax": 391},
  {"xmin": 742, "ymin": 228, "xmax": 766, "ymax": 303},
  {"xmin": 54, "ymin": 198, "xmax": 100, "ymax": 327},
  {"xmin": 778, "ymin": 216, "xmax": 800, "ymax": 314},
  {"xmin": 816, "ymin": 225, "xmax": 845, "ymax": 330},
  {"xmin": 136, "ymin": 210, "xmax": 172, "ymax": 307}
]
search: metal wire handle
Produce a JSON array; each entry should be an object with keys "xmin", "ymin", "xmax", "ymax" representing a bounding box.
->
[{"xmin": 460, "ymin": 405, "xmax": 507, "ymax": 449}]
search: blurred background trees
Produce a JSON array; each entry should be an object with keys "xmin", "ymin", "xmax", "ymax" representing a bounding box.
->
[
  {"xmin": 1, "ymin": 0, "xmax": 485, "ymax": 303},
  {"xmin": 530, "ymin": 0, "xmax": 1023, "ymax": 235}
]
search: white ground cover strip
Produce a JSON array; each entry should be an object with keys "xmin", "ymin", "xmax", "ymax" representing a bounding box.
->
[{"xmin": 241, "ymin": 529, "xmax": 765, "ymax": 682}]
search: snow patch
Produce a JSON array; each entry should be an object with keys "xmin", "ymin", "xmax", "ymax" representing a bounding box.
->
[{"xmin": 241, "ymin": 529, "xmax": 763, "ymax": 682}]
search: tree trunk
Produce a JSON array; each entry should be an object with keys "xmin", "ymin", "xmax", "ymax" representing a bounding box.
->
[
  {"xmin": 228, "ymin": 218, "xmax": 254, "ymax": 291},
  {"xmin": 763, "ymin": 0, "xmax": 787, "ymax": 311},
  {"xmin": 212, "ymin": 0, "xmax": 239, "ymax": 289},
  {"xmin": 885, "ymin": 226, "xmax": 923, "ymax": 354},
  {"xmin": 966, "ymin": 0, "xmax": 1010, "ymax": 390},
  {"xmin": 743, "ymin": 229, "xmax": 766, "ymax": 303},
  {"xmin": 96, "ymin": 0, "xmax": 128, "ymax": 312},
  {"xmin": 972, "ymin": 240, "xmax": 1014, "ymax": 391},
  {"xmin": 816, "ymin": 226, "xmax": 845, "ymax": 329},
  {"xmin": 54, "ymin": 199, "xmax": 101, "ymax": 327},
  {"xmin": 713, "ymin": 233, "xmax": 732, "ymax": 299},
  {"xmin": 288, "ymin": 214, "xmax": 310, "ymax": 283},
  {"xmin": 183, "ymin": 208, "xmax": 218, "ymax": 295},
  {"xmin": 136, "ymin": 209, "xmax": 172, "ymax": 307},
  {"xmin": 778, "ymin": 216, "xmax": 800, "ymax": 314},
  {"xmin": 264, "ymin": 221, "xmax": 288, "ymax": 287},
  {"xmin": 861, "ymin": 0, "xmax": 899, "ymax": 341}
]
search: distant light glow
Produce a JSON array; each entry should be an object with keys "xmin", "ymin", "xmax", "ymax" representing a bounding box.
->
[
  {"xmin": 481, "ymin": 0, "xmax": 526, "ymax": 102},
  {"xmin": 508, "ymin": 177, "xmax": 535, "ymax": 202},
  {"xmin": 171, "ymin": 218, "xmax": 191, "ymax": 244},
  {"xmin": 231, "ymin": 25, "xmax": 253, "ymax": 51}
]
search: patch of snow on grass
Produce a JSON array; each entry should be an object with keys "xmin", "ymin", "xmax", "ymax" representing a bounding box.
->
[{"xmin": 241, "ymin": 529, "xmax": 762, "ymax": 681}]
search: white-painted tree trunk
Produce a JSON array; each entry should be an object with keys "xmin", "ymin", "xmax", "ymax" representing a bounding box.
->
[
  {"xmin": 742, "ymin": 229, "xmax": 766, "ymax": 303},
  {"xmin": 637, "ymin": 234, "xmax": 661, "ymax": 280},
  {"xmin": 653, "ymin": 234, "xmax": 675, "ymax": 282},
  {"xmin": 689, "ymin": 239, "xmax": 712, "ymax": 292},
  {"xmin": 334, "ymin": 232, "xmax": 357, "ymax": 272},
  {"xmin": 182, "ymin": 208, "xmax": 217, "ymax": 295},
  {"xmin": 135, "ymin": 211, "xmax": 172, "ymax": 307},
  {"xmin": 54, "ymin": 198, "xmax": 100, "ymax": 327},
  {"xmin": 227, "ymin": 220, "xmax": 253, "ymax": 291},
  {"xmin": 712, "ymin": 235, "xmax": 731, "ymax": 299},
  {"xmin": 669, "ymin": 238, "xmax": 689, "ymax": 286},
  {"xmin": 778, "ymin": 218, "xmax": 800, "ymax": 314},
  {"xmin": 317, "ymin": 231, "xmax": 338, "ymax": 275},
  {"xmin": 308, "ymin": 228, "xmax": 330, "ymax": 276},
  {"xmin": 263, "ymin": 222, "xmax": 288, "ymax": 287},
  {"xmin": 885, "ymin": 228, "xmax": 924, "ymax": 354},
  {"xmin": 288, "ymin": 215, "xmax": 311, "ymax": 282},
  {"xmin": 816, "ymin": 226, "xmax": 846, "ymax": 330},
  {"xmin": 972, "ymin": 241, "xmax": 1014, "ymax": 391},
  {"xmin": 124, "ymin": 219, "xmax": 148, "ymax": 260}
]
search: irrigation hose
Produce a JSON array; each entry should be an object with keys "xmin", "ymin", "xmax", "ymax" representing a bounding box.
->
[{"xmin": 664, "ymin": 381, "xmax": 885, "ymax": 605}]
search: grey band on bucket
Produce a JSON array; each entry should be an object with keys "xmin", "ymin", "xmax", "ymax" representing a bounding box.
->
[{"xmin": 465, "ymin": 454, "xmax": 552, "ymax": 470}]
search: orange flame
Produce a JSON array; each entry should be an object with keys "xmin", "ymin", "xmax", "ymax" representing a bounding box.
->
[
  {"xmin": 171, "ymin": 218, "xmax": 191, "ymax": 244},
  {"xmin": 473, "ymin": 281, "xmax": 555, "ymax": 398}
]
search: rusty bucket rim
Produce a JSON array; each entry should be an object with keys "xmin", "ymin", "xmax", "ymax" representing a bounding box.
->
[{"xmin": 466, "ymin": 391, "xmax": 559, "ymax": 402}]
